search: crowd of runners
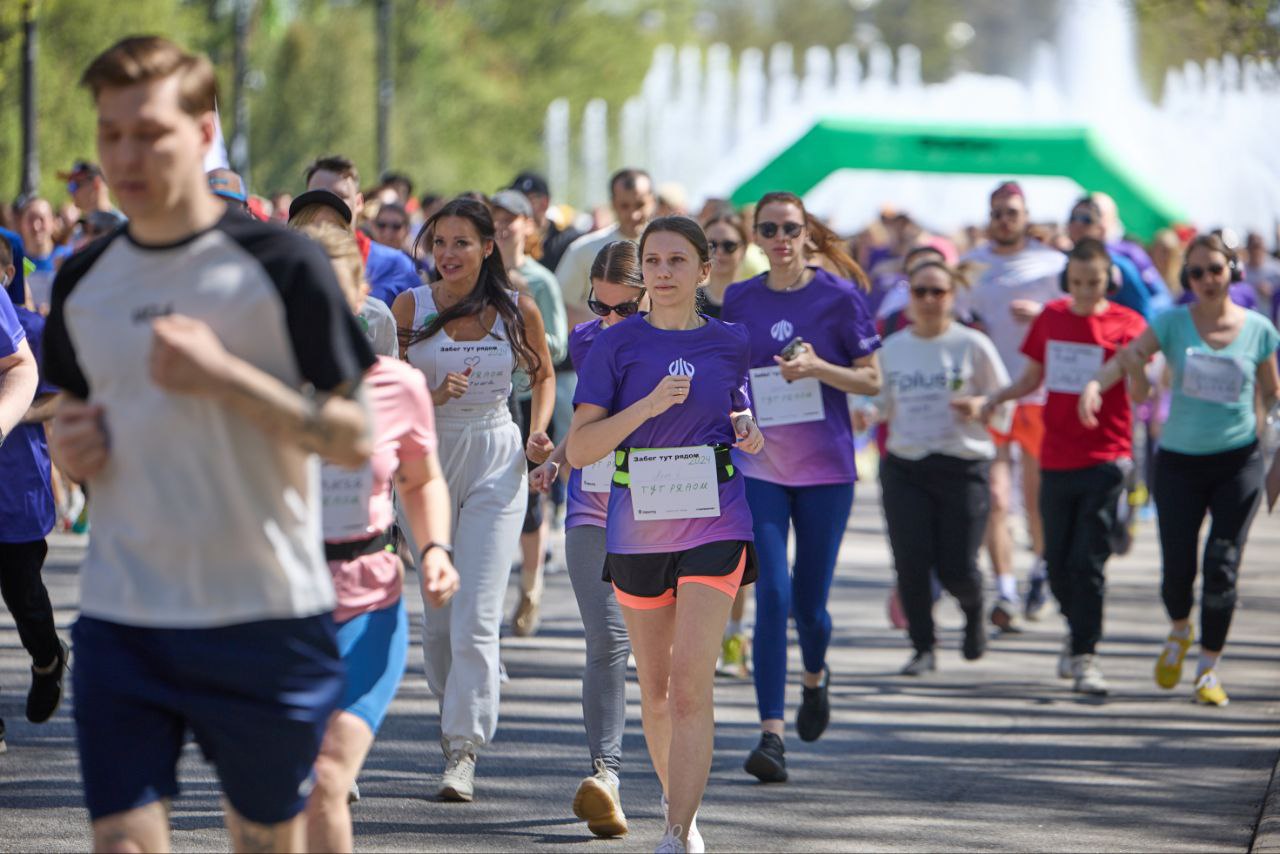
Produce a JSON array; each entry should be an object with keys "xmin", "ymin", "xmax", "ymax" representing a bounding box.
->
[{"xmin": 2, "ymin": 35, "xmax": 1279, "ymax": 854}]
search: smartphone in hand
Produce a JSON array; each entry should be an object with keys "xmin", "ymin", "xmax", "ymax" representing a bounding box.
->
[{"xmin": 780, "ymin": 336, "xmax": 806, "ymax": 361}]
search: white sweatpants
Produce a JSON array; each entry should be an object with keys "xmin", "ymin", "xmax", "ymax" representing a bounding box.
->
[{"xmin": 422, "ymin": 404, "xmax": 526, "ymax": 752}]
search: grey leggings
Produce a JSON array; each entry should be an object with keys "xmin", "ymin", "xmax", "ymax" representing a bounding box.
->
[{"xmin": 564, "ymin": 524, "xmax": 630, "ymax": 773}]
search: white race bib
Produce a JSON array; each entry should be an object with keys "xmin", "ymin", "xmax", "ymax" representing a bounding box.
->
[
  {"xmin": 1045, "ymin": 341, "xmax": 1105, "ymax": 395},
  {"xmin": 891, "ymin": 389, "xmax": 960, "ymax": 447},
  {"xmin": 580, "ymin": 453, "xmax": 616, "ymax": 494},
  {"xmin": 437, "ymin": 340, "xmax": 511, "ymax": 404},
  {"xmin": 321, "ymin": 462, "xmax": 375, "ymax": 541},
  {"xmin": 749, "ymin": 366, "xmax": 825, "ymax": 428},
  {"xmin": 628, "ymin": 446, "xmax": 721, "ymax": 521},
  {"xmin": 1183, "ymin": 349, "xmax": 1246, "ymax": 404}
]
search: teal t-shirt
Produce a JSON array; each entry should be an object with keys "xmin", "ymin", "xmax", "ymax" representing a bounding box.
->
[{"xmin": 1154, "ymin": 306, "xmax": 1280, "ymax": 455}]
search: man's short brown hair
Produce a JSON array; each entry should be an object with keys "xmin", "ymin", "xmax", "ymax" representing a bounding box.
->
[
  {"xmin": 305, "ymin": 155, "xmax": 360, "ymax": 188},
  {"xmin": 80, "ymin": 35, "xmax": 217, "ymax": 117}
]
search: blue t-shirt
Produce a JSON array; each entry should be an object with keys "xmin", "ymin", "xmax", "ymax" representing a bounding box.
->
[
  {"xmin": 1, "ymin": 286, "xmax": 24, "ymax": 356},
  {"xmin": 1153, "ymin": 306, "xmax": 1280, "ymax": 455},
  {"xmin": 366, "ymin": 240, "xmax": 420, "ymax": 307},
  {"xmin": 0, "ymin": 226, "xmax": 26, "ymax": 305},
  {"xmin": 0, "ymin": 304, "xmax": 56, "ymax": 542},
  {"xmin": 1111, "ymin": 253, "xmax": 1156, "ymax": 321}
]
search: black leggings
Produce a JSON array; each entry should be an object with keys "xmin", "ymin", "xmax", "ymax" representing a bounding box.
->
[
  {"xmin": 881, "ymin": 453, "xmax": 989, "ymax": 653},
  {"xmin": 1152, "ymin": 442, "xmax": 1263, "ymax": 653},
  {"xmin": 0, "ymin": 539, "xmax": 61, "ymax": 666}
]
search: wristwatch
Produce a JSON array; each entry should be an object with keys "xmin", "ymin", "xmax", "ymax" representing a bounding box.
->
[{"xmin": 420, "ymin": 541, "xmax": 453, "ymax": 561}]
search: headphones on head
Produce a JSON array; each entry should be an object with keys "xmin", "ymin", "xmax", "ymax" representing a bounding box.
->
[
  {"xmin": 1059, "ymin": 252, "xmax": 1122, "ymax": 295},
  {"xmin": 1179, "ymin": 237, "xmax": 1243, "ymax": 291}
]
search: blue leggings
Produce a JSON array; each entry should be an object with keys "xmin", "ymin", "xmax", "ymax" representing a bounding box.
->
[{"xmin": 746, "ymin": 477, "xmax": 855, "ymax": 722}]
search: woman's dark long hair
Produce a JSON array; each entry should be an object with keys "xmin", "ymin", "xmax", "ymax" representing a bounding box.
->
[{"xmin": 408, "ymin": 197, "xmax": 542, "ymax": 382}]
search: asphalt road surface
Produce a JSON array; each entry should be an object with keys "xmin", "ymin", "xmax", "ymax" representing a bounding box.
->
[{"xmin": 2, "ymin": 482, "xmax": 1278, "ymax": 852}]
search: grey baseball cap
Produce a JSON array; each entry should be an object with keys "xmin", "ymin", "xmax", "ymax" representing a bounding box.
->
[{"xmin": 491, "ymin": 189, "xmax": 533, "ymax": 219}]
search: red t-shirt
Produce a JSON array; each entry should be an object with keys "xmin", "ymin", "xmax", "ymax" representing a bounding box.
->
[{"xmin": 1020, "ymin": 298, "xmax": 1146, "ymax": 471}]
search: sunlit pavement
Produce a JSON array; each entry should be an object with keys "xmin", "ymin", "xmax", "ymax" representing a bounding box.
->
[{"xmin": 2, "ymin": 482, "xmax": 1278, "ymax": 852}]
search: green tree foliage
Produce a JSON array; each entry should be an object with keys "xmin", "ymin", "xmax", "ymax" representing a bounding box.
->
[{"xmin": 0, "ymin": 0, "xmax": 1274, "ymax": 204}]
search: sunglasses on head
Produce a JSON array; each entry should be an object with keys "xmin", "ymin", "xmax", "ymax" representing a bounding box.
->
[
  {"xmin": 911, "ymin": 286, "xmax": 950, "ymax": 299},
  {"xmin": 708, "ymin": 239, "xmax": 740, "ymax": 254},
  {"xmin": 1187, "ymin": 263, "xmax": 1226, "ymax": 280},
  {"xmin": 587, "ymin": 290, "xmax": 643, "ymax": 318},
  {"xmin": 755, "ymin": 221, "xmax": 803, "ymax": 239}
]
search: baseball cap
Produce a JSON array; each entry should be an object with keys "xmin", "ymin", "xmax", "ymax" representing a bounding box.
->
[
  {"xmin": 510, "ymin": 172, "xmax": 549, "ymax": 197},
  {"xmin": 491, "ymin": 189, "xmax": 533, "ymax": 219},
  {"xmin": 57, "ymin": 160, "xmax": 103, "ymax": 182},
  {"xmin": 288, "ymin": 189, "xmax": 353, "ymax": 225},
  {"xmin": 208, "ymin": 168, "xmax": 249, "ymax": 204}
]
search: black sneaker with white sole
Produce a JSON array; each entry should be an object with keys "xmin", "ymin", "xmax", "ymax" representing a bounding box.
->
[
  {"xmin": 962, "ymin": 614, "xmax": 987, "ymax": 661},
  {"xmin": 27, "ymin": 640, "xmax": 69, "ymax": 724},
  {"xmin": 744, "ymin": 732, "xmax": 788, "ymax": 783}
]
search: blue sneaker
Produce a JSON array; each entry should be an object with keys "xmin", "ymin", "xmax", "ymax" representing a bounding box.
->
[{"xmin": 1025, "ymin": 560, "xmax": 1049, "ymax": 621}]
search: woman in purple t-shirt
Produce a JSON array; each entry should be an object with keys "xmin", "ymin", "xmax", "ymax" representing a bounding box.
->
[
  {"xmin": 568, "ymin": 216, "xmax": 764, "ymax": 853},
  {"xmin": 721, "ymin": 192, "xmax": 881, "ymax": 784}
]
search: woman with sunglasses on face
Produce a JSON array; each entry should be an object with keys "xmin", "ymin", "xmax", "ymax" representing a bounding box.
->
[
  {"xmin": 699, "ymin": 212, "xmax": 754, "ymax": 677},
  {"xmin": 1080, "ymin": 234, "xmax": 1280, "ymax": 707},
  {"xmin": 698, "ymin": 213, "xmax": 748, "ymax": 320},
  {"xmin": 567, "ymin": 216, "xmax": 763, "ymax": 853},
  {"xmin": 527, "ymin": 241, "xmax": 647, "ymax": 839},
  {"xmin": 391, "ymin": 197, "xmax": 555, "ymax": 801},
  {"xmin": 720, "ymin": 191, "xmax": 881, "ymax": 784},
  {"xmin": 870, "ymin": 262, "xmax": 1009, "ymax": 675}
]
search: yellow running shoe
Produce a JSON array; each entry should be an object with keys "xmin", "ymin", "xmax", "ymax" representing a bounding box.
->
[
  {"xmin": 717, "ymin": 633, "xmax": 749, "ymax": 679},
  {"xmin": 1154, "ymin": 630, "xmax": 1194, "ymax": 689},
  {"xmin": 1194, "ymin": 669, "xmax": 1230, "ymax": 707}
]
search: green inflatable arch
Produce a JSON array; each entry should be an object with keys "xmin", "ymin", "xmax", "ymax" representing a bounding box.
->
[{"xmin": 729, "ymin": 117, "xmax": 1186, "ymax": 240}]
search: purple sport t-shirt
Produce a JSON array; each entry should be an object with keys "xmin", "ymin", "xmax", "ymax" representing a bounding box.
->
[
  {"xmin": 721, "ymin": 267, "xmax": 881, "ymax": 486},
  {"xmin": 565, "ymin": 319, "xmax": 609, "ymax": 530},
  {"xmin": 1, "ymin": 303, "xmax": 56, "ymax": 543},
  {"xmin": 573, "ymin": 313, "xmax": 755, "ymax": 554}
]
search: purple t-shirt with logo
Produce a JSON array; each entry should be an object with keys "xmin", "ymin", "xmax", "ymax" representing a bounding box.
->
[
  {"xmin": 565, "ymin": 319, "xmax": 608, "ymax": 530},
  {"xmin": 573, "ymin": 313, "xmax": 755, "ymax": 554},
  {"xmin": 721, "ymin": 267, "xmax": 881, "ymax": 486}
]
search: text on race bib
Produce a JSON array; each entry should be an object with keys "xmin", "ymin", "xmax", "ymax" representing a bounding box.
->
[
  {"xmin": 321, "ymin": 462, "xmax": 375, "ymax": 541},
  {"xmin": 1182, "ymin": 349, "xmax": 1246, "ymax": 404},
  {"xmin": 437, "ymin": 340, "xmax": 511, "ymax": 404},
  {"xmin": 627, "ymin": 447, "xmax": 721, "ymax": 521},
  {"xmin": 891, "ymin": 388, "xmax": 961, "ymax": 447},
  {"xmin": 748, "ymin": 366, "xmax": 825, "ymax": 428},
  {"xmin": 580, "ymin": 453, "xmax": 616, "ymax": 494},
  {"xmin": 1045, "ymin": 341, "xmax": 1105, "ymax": 395}
]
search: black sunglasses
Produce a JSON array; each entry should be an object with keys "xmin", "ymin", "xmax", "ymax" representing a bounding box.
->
[
  {"xmin": 587, "ymin": 289, "xmax": 643, "ymax": 318},
  {"xmin": 911, "ymin": 286, "xmax": 950, "ymax": 299},
  {"xmin": 708, "ymin": 239, "xmax": 740, "ymax": 254},
  {"xmin": 375, "ymin": 219, "xmax": 407, "ymax": 230},
  {"xmin": 990, "ymin": 208, "xmax": 1022, "ymax": 221},
  {"xmin": 755, "ymin": 221, "xmax": 803, "ymax": 239},
  {"xmin": 1187, "ymin": 263, "xmax": 1226, "ymax": 280},
  {"xmin": 1069, "ymin": 213, "xmax": 1096, "ymax": 225}
]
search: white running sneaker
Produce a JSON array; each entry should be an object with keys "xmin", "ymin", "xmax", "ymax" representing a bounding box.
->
[
  {"xmin": 655, "ymin": 826, "xmax": 686, "ymax": 854},
  {"xmin": 439, "ymin": 740, "xmax": 477, "ymax": 802},
  {"xmin": 1071, "ymin": 654, "xmax": 1109, "ymax": 696},
  {"xmin": 660, "ymin": 794, "xmax": 703, "ymax": 853},
  {"xmin": 573, "ymin": 758, "xmax": 627, "ymax": 837}
]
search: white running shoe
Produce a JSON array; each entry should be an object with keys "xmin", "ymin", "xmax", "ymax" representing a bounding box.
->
[
  {"xmin": 660, "ymin": 794, "xmax": 703, "ymax": 853},
  {"xmin": 1071, "ymin": 654, "xmax": 1109, "ymax": 696},
  {"xmin": 439, "ymin": 740, "xmax": 477, "ymax": 802},
  {"xmin": 573, "ymin": 758, "xmax": 627, "ymax": 837},
  {"xmin": 655, "ymin": 826, "xmax": 686, "ymax": 854}
]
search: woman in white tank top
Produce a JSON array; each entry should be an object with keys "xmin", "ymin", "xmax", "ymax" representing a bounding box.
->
[{"xmin": 392, "ymin": 197, "xmax": 555, "ymax": 802}]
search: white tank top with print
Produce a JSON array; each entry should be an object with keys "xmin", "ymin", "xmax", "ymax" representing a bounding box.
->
[{"xmin": 405, "ymin": 285, "xmax": 516, "ymax": 413}]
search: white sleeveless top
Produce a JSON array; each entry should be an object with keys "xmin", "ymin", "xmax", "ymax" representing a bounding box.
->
[{"xmin": 405, "ymin": 285, "xmax": 516, "ymax": 413}]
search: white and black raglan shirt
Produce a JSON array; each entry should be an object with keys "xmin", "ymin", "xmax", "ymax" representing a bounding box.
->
[{"xmin": 43, "ymin": 212, "xmax": 376, "ymax": 629}]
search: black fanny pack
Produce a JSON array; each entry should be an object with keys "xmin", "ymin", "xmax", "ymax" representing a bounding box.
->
[
  {"xmin": 611, "ymin": 443, "xmax": 736, "ymax": 488},
  {"xmin": 324, "ymin": 528, "xmax": 396, "ymax": 563}
]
